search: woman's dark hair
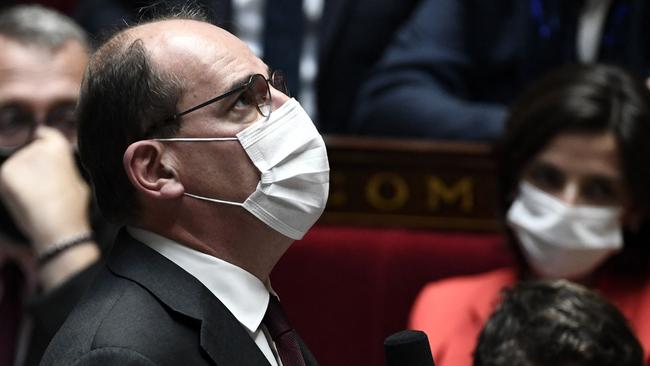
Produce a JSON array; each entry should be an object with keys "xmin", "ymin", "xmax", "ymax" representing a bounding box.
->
[{"xmin": 499, "ymin": 63, "xmax": 650, "ymax": 274}]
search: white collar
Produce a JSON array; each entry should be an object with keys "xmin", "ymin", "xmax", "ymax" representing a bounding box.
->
[{"xmin": 126, "ymin": 226, "xmax": 272, "ymax": 333}]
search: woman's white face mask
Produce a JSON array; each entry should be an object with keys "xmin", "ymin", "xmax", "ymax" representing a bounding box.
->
[{"xmin": 507, "ymin": 182, "xmax": 623, "ymax": 280}]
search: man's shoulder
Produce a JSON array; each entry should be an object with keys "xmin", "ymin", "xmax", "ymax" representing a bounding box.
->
[{"xmin": 40, "ymin": 267, "xmax": 204, "ymax": 366}]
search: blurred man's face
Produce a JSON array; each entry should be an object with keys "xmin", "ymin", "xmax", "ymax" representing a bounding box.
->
[{"xmin": 0, "ymin": 36, "xmax": 88, "ymax": 151}]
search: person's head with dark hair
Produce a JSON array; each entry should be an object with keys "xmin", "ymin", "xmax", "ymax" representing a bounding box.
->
[
  {"xmin": 500, "ymin": 64, "xmax": 650, "ymax": 280},
  {"xmin": 76, "ymin": 7, "xmax": 213, "ymax": 223},
  {"xmin": 473, "ymin": 280, "xmax": 643, "ymax": 366},
  {"xmin": 77, "ymin": 7, "xmax": 328, "ymax": 257}
]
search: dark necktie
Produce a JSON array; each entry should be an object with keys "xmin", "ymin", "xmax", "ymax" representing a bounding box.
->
[
  {"xmin": 263, "ymin": 296, "xmax": 306, "ymax": 366},
  {"xmin": 262, "ymin": 0, "xmax": 304, "ymax": 97},
  {"xmin": 0, "ymin": 262, "xmax": 24, "ymax": 366}
]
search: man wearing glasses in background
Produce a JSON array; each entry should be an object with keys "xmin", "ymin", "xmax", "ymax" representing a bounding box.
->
[
  {"xmin": 0, "ymin": 5, "xmax": 110, "ymax": 366},
  {"xmin": 42, "ymin": 8, "xmax": 328, "ymax": 366}
]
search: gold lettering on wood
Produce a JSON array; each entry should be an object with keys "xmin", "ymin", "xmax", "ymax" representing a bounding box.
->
[
  {"xmin": 426, "ymin": 177, "xmax": 474, "ymax": 212},
  {"xmin": 365, "ymin": 173, "xmax": 409, "ymax": 211}
]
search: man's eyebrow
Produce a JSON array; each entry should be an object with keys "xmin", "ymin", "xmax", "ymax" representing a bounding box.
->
[
  {"xmin": 216, "ymin": 68, "xmax": 271, "ymax": 99},
  {"xmin": 222, "ymin": 75, "xmax": 251, "ymax": 94}
]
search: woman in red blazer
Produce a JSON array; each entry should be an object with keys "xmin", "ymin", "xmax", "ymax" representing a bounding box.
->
[{"xmin": 410, "ymin": 64, "xmax": 650, "ymax": 366}]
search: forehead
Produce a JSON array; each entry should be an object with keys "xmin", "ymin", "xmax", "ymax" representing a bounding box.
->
[
  {"xmin": 533, "ymin": 132, "xmax": 621, "ymax": 179},
  {"xmin": 136, "ymin": 20, "xmax": 267, "ymax": 91},
  {"xmin": 0, "ymin": 37, "xmax": 87, "ymax": 105}
]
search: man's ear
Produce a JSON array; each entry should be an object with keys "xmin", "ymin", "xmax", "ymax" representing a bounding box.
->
[{"xmin": 123, "ymin": 141, "xmax": 184, "ymax": 199}]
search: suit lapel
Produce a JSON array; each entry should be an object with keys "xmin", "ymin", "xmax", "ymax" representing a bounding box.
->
[
  {"xmin": 107, "ymin": 229, "xmax": 270, "ymax": 366},
  {"xmin": 198, "ymin": 288, "xmax": 272, "ymax": 365}
]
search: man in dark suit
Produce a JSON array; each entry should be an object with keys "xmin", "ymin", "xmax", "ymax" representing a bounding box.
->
[
  {"xmin": 351, "ymin": 0, "xmax": 650, "ymax": 140},
  {"xmin": 41, "ymin": 9, "xmax": 329, "ymax": 366}
]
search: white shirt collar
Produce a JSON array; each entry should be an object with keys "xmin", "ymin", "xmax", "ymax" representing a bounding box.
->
[{"xmin": 126, "ymin": 226, "xmax": 271, "ymax": 333}]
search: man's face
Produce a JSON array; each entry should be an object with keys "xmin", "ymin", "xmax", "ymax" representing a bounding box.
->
[
  {"xmin": 144, "ymin": 21, "xmax": 289, "ymax": 204},
  {"xmin": 0, "ymin": 36, "xmax": 88, "ymax": 150}
]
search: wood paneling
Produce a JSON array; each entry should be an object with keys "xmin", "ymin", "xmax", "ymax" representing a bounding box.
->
[{"xmin": 321, "ymin": 136, "xmax": 501, "ymax": 231}]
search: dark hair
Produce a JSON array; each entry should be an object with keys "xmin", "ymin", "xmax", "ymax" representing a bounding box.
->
[
  {"xmin": 77, "ymin": 9, "xmax": 207, "ymax": 223},
  {"xmin": 499, "ymin": 64, "xmax": 650, "ymax": 273},
  {"xmin": 473, "ymin": 280, "xmax": 643, "ymax": 366},
  {"xmin": 0, "ymin": 4, "xmax": 89, "ymax": 51}
]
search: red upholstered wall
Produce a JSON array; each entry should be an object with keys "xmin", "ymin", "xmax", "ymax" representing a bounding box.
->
[{"xmin": 271, "ymin": 225, "xmax": 514, "ymax": 366}]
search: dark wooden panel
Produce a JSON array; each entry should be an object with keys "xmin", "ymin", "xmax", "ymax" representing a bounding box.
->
[{"xmin": 320, "ymin": 136, "xmax": 501, "ymax": 231}]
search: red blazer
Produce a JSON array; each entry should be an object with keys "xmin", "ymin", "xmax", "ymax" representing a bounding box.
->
[{"xmin": 409, "ymin": 267, "xmax": 650, "ymax": 366}]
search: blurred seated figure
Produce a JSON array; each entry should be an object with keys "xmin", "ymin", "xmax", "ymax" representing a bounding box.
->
[
  {"xmin": 474, "ymin": 280, "xmax": 643, "ymax": 366},
  {"xmin": 72, "ymin": 0, "xmax": 421, "ymax": 133},
  {"xmin": 409, "ymin": 64, "xmax": 650, "ymax": 366},
  {"xmin": 352, "ymin": 0, "xmax": 650, "ymax": 140},
  {"xmin": 0, "ymin": 5, "xmax": 113, "ymax": 366}
]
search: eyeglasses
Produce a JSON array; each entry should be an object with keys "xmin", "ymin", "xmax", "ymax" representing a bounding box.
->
[
  {"xmin": 168, "ymin": 70, "xmax": 289, "ymax": 122},
  {"xmin": 0, "ymin": 104, "xmax": 77, "ymax": 155}
]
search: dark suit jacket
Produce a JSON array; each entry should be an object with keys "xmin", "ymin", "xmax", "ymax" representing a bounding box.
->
[
  {"xmin": 40, "ymin": 230, "xmax": 318, "ymax": 366},
  {"xmin": 316, "ymin": 0, "xmax": 421, "ymax": 133},
  {"xmin": 72, "ymin": 0, "xmax": 421, "ymax": 134},
  {"xmin": 351, "ymin": 0, "xmax": 650, "ymax": 140},
  {"xmin": 23, "ymin": 262, "xmax": 102, "ymax": 366}
]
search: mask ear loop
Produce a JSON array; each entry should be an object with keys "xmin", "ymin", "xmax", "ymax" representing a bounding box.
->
[
  {"xmin": 183, "ymin": 192, "xmax": 244, "ymax": 207},
  {"xmin": 154, "ymin": 137, "xmax": 238, "ymax": 142},
  {"xmin": 155, "ymin": 137, "xmax": 246, "ymax": 206}
]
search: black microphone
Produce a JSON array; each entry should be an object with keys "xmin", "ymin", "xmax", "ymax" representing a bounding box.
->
[{"xmin": 384, "ymin": 330, "xmax": 435, "ymax": 366}]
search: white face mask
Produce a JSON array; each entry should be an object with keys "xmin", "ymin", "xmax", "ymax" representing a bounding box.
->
[
  {"xmin": 157, "ymin": 98, "xmax": 330, "ymax": 240},
  {"xmin": 507, "ymin": 182, "xmax": 623, "ymax": 280}
]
